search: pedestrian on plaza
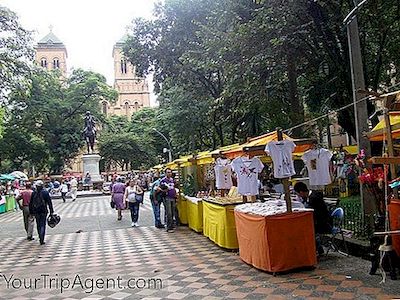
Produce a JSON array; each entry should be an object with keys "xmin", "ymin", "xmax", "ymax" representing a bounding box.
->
[
  {"xmin": 70, "ymin": 176, "xmax": 78, "ymax": 202},
  {"xmin": 16, "ymin": 182, "xmax": 35, "ymax": 241},
  {"xmin": 60, "ymin": 180, "xmax": 68, "ymax": 203},
  {"xmin": 160, "ymin": 168, "xmax": 177, "ymax": 233},
  {"xmin": 149, "ymin": 176, "xmax": 165, "ymax": 229},
  {"xmin": 111, "ymin": 177, "xmax": 126, "ymax": 220},
  {"xmin": 124, "ymin": 180, "xmax": 142, "ymax": 227},
  {"xmin": 29, "ymin": 180, "xmax": 54, "ymax": 245}
]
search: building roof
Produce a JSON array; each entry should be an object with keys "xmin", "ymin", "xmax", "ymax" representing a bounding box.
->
[
  {"xmin": 115, "ymin": 34, "xmax": 129, "ymax": 47},
  {"xmin": 37, "ymin": 29, "xmax": 65, "ymax": 47}
]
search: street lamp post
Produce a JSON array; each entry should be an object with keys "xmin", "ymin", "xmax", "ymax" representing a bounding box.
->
[{"xmin": 152, "ymin": 128, "xmax": 172, "ymax": 162}]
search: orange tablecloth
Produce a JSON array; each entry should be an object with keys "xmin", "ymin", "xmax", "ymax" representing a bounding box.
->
[
  {"xmin": 389, "ymin": 199, "xmax": 400, "ymax": 256},
  {"xmin": 235, "ymin": 211, "xmax": 317, "ymax": 273}
]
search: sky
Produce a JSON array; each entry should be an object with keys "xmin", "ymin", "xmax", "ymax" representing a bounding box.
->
[{"xmin": 2, "ymin": 0, "xmax": 158, "ymax": 105}]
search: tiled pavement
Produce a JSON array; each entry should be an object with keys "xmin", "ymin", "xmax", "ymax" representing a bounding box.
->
[{"xmin": 0, "ymin": 196, "xmax": 399, "ymax": 299}]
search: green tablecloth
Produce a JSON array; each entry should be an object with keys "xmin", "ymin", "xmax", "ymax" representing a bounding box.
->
[{"xmin": 5, "ymin": 195, "xmax": 16, "ymax": 211}]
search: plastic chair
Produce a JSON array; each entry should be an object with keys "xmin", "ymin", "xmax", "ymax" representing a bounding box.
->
[{"xmin": 326, "ymin": 207, "xmax": 349, "ymax": 256}]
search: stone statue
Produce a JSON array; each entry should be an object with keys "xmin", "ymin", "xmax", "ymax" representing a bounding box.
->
[{"xmin": 83, "ymin": 111, "xmax": 96, "ymax": 154}]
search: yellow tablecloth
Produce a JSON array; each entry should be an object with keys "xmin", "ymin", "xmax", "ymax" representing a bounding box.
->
[
  {"xmin": 186, "ymin": 197, "xmax": 203, "ymax": 233},
  {"xmin": 177, "ymin": 196, "xmax": 188, "ymax": 225},
  {"xmin": 202, "ymin": 201, "xmax": 238, "ymax": 249}
]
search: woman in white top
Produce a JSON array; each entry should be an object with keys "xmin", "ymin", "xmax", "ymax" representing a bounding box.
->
[{"xmin": 124, "ymin": 180, "xmax": 144, "ymax": 227}]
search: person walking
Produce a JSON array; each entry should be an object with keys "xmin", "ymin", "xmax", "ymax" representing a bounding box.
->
[
  {"xmin": 125, "ymin": 180, "xmax": 142, "ymax": 227},
  {"xmin": 160, "ymin": 168, "xmax": 177, "ymax": 233},
  {"xmin": 16, "ymin": 182, "xmax": 35, "ymax": 241},
  {"xmin": 149, "ymin": 177, "xmax": 165, "ymax": 229},
  {"xmin": 111, "ymin": 177, "xmax": 126, "ymax": 220},
  {"xmin": 70, "ymin": 177, "xmax": 78, "ymax": 201},
  {"xmin": 60, "ymin": 180, "xmax": 68, "ymax": 203},
  {"xmin": 29, "ymin": 180, "xmax": 54, "ymax": 245}
]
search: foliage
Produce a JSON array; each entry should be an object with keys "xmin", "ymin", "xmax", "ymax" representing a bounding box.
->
[
  {"xmin": 0, "ymin": 6, "xmax": 34, "ymax": 105},
  {"xmin": 4, "ymin": 68, "xmax": 117, "ymax": 174},
  {"xmin": 98, "ymin": 109, "xmax": 163, "ymax": 170},
  {"xmin": 124, "ymin": 0, "xmax": 400, "ymax": 157}
]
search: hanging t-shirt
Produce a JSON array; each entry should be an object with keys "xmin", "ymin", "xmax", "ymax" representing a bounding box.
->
[
  {"xmin": 302, "ymin": 148, "xmax": 333, "ymax": 186},
  {"xmin": 214, "ymin": 158, "xmax": 233, "ymax": 189},
  {"xmin": 265, "ymin": 140, "xmax": 296, "ymax": 178},
  {"xmin": 231, "ymin": 157, "xmax": 264, "ymax": 196}
]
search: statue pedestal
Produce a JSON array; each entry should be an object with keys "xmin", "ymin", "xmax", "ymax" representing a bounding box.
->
[{"xmin": 82, "ymin": 154, "xmax": 103, "ymax": 188}]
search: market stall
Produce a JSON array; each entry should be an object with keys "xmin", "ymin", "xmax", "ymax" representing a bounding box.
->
[
  {"xmin": 226, "ymin": 130, "xmax": 319, "ymax": 272},
  {"xmin": 185, "ymin": 196, "xmax": 203, "ymax": 232},
  {"xmin": 235, "ymin": 207, "xmax": 316, "ymax": 273},
  {"xmin": 202, "ymin": 196, "xmax": 244, "ymax": 249}
]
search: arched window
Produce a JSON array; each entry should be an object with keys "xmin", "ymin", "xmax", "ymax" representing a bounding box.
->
[
  {"xmin": 120, "ymin": 59, "xmax": 127, "ymax": 74},
  {"xmin": 124, "ymin": 102, "xmax": 130, "ymax": 116},
  {"xmin": 134, "ymin": 102, "xmax": 139, "ymax": 112},
  {"xmin": 40, "ymin": 58, "xmax": 47, "ymax": 68},
  {"xmin": 53, "ymin": 58, "xmax": 60, "ymax": 69},
  {"xmin": 102, "ymin": 102, "xmax": 108, "ymax": 115}
]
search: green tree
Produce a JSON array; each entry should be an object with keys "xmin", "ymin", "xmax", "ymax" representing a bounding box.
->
[
  {"xmin": 6, "ymin": 68, "xmax": 117, "ymax": 173},
  {"xmin": 0, "ymin": 6, "xmax": 33, "ymax": 104}
]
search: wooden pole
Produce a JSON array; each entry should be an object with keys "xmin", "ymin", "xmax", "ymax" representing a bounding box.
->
[
  {"xmin": 382, "ymin": 99, "xmax": 398, "ymax": 199},
  {"xmin": 277, "ymin": 128, "xmax": 292, "ymax": 213}
]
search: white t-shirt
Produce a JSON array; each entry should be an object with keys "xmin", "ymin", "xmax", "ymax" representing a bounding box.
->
[
  {"xmin": 214, "ymin": 158, "xmax": 233, "ymax": 189},
  {"xmin": 231, "ymin": 157, "xmax": 264, "ymax": 196},
  {"xmin": 302, "ymin": 148, "xmax": 333, "ymax": 186},
  {"xmin": 70, "ymin": 178, "xmax": 78, "ymax": 188},
  {"xmin": 61, "ymin": 183, "xmax": 68, "ymax": 193},
  {"xmin": 265, "ymin": 140, "xmax": 296, "ymax": 178}
]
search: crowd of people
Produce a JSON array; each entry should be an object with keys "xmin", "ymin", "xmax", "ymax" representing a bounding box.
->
[
  {"xmin": 110, "ymin": 168, "xmax": 179, "ymax": 233},
  {"xmin": 0, "ymin": 168, "xmax": 177, "ymax": 247}
]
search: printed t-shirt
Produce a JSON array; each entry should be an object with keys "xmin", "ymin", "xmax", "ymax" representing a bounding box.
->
[
  {"xmin": 214, "ymin": 158, "xmax": 233, "ymax": 189},
  {"xmin": 265, "ymin": 140, "xmax": 296, "ymax": 178},
  {"xmin": 160, "ymin": 177, "xmax": 176, "ymax": 198},
  {"xmin": 302, "ymin": 148, "xmax": 333, "ymax": 186},
  {"xmin": 231, "ymin": 157, "xmax": 264, "ymax": 196}
]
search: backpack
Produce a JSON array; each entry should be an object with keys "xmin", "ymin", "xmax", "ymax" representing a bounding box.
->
[{"xmin": 30, "ymin": 191, "xmax": 46, "ymax": 214}]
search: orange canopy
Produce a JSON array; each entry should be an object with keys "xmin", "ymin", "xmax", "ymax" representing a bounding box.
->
[{"xmin": 222, "ymin": 131, "xmax": 312, "ymax": 159}]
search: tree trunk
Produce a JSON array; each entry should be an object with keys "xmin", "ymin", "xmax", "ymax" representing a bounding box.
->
[{"xmin": 286, "ymin": 49, "xmax": 304, "ymax": 138}]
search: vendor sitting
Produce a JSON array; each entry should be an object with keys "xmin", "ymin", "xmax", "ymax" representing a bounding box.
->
[{"xmin": 294, "ymin": 182, "xmax": 332, "ymax": 254}]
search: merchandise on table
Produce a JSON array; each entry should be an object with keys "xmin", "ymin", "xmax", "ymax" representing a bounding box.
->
[
  {"xmin": 302, "ymin": 148, "xmax": 333, "ymax": 186},
  {"xmin": 185, "ymin": 196, "xmax": 203, "ymax": 204},
  {"xmin": 214, "ymin": 158, "xmax": 233, "ymax": 189},
  {"xmin": 235, "ymin": 201, "xmax": 310, "ymax": 217},
  {"xmin": 231, "ymin": 156, "xmax": 264, "ymax": 196},
  {"xmin": 265, "ymin": 140, "xmax": 296, "ymax": 178},
  {"xmin": 203, "ymin": 196, "xmax": 244, "ymax": 206}
]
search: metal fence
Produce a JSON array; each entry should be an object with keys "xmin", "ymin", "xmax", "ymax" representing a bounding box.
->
[{"xmin": 338, "ymin": 199, "xmax": 373, "ymax": 240}]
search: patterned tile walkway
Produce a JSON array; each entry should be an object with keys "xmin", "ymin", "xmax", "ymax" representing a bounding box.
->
[{"xmin": 0, "ymin": 196, "xmax": 398, "ymax": 299}]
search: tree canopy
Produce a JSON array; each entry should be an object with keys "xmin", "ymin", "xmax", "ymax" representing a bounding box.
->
[{"xmin": 124, "ymin": 0, "xmax": 400, "ymax": 156}]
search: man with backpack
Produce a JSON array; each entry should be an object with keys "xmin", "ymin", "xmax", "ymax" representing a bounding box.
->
[
  {"xmin": 149, "ymin": 176, "xmax": 165, "ymax": 229},
  {"xmin": 29, "ymin": 180, "xmax": 54, "ymax": 245}
]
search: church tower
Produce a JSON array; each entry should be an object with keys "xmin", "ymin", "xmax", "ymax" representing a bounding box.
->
[
  {"xmin": 35, "ymin": 27, "xmax": 68, "ymax": 77},
  {"xmin": 106, "ymin": 36, "xmax": 150, "ymax": 118}
]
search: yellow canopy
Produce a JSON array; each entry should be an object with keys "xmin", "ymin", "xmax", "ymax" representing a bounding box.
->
[
  {"xmin": 152, "ymin": 164, "xmax": 164, "ymax": 170},
  {"xmin": 367, "ymin": 112, "xmax": 400, "ymax": 141},
  {"xmin": 165, "ymin": 161, "xmax": 179, "ymax": 170},
  {"xmin": 174, "ymin": 155, "xmax": 193, "ymax": 168},
  {"xmin": 195, "ymin": 151, "xmax": 214, "ymax": 165},
  {"xmin": 342, "ymin": 145, "xmax": 359, "ymax": 155},
  {"xmin": 222, "ymin": 131, "xmax": 292, "ymax": 159},
  {"xmin": 210, "ymin": 144, "xmax": 241, "ymax": 156}
]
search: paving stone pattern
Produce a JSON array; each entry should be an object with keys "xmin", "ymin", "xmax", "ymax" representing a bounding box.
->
[{"xmin": 0, "ymin": 196, "xmax": 398, "ymax": 299}]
